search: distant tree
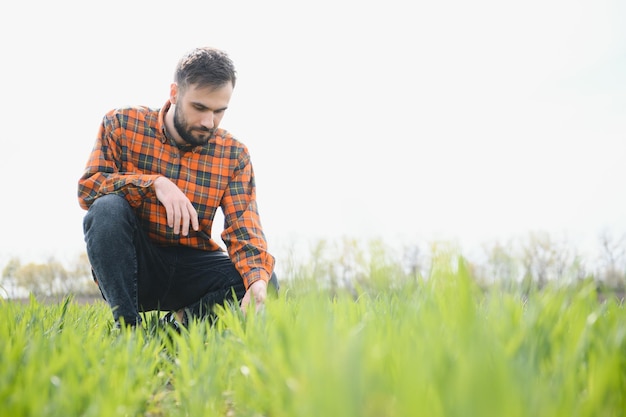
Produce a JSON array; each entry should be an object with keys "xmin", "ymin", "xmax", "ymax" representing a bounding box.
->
[
  {"xmin": 363, "ymin": 238, "xmax": 408, "ymax": 290},
  {"xmin": 2, "ymin": 257, "xmax": 21, "ymax": 280},
  {"xmin": 13, "ymin": 258, "xmax": 68, "ymax": 297},
  {"xmin": 335, "ymin": 237, "xmax": 366, "ymax": 289},
  {"xmin": 67, "ymin": 252, "xmax": 100, "ymax": 296},
  {"xmin": 597, "ymin": 230, "xmax": 626, "ymax": 290},
  {"xmin": 1, "ymin": 257, "xmax": 22, "ymax": 298},
  {"xmin": 481, "ymin": 240, "xmax": 520, "ymax": 288},
  {"xmin": 520, "ymin": 232, "xmax": 587, "ymax": 289},
  {"xmin": 5, "ymin": 253, "xmax": 99, "ymax": 298},
  {"xmin": 402, "ymin": 243, "xmax": 423, "ymax": 279}
]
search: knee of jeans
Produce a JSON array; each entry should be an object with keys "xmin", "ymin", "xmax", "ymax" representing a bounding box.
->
[{"xmin": 84, "ymin": 194, "xmax": 133, "ymax": 232}]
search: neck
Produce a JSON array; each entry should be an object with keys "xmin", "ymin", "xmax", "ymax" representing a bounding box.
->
[{"xmin": 163, "ymin": 105, "xmax": 184, "ymax": 147}]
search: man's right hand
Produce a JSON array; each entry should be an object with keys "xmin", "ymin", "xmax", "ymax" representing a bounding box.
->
[{"xmin": 154, "ymin": 176, "xmax": 199, "ymax": 236}]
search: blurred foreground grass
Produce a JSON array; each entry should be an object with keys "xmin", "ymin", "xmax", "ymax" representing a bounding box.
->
[{"xmin": 1, "ymin": 257, "xmax": 625, "ymax": 417}]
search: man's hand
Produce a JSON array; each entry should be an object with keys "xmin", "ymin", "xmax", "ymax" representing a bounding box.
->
[
  {"xmin": 154, "ymin": 176, "xmax": 199, "ymax": 236},
  {"xmin": 241, "ymin": 280, "xmax": 268, "ymax": 315}
]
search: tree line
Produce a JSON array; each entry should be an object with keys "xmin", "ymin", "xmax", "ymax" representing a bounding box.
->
[
  {"xmin": 2, "ymin": 231, "xmax": 625, "ymax": 301},
  {"xmin": 286, "ymin": 231, "xmax": 626, "ymax": 297},
  {"xmin": 1, "ymin": 253, "xmax": 100, "ymax": 300}
]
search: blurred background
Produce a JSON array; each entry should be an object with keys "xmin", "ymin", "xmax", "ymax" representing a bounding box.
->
[{"xmin": 0, "ymin": 0, "xmax": 624, "ymax": 274}]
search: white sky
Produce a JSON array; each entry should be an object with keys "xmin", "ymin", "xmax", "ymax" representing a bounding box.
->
[{"xmin": 0, "ymin": 0, "xmax": 624, "ymax": 269}]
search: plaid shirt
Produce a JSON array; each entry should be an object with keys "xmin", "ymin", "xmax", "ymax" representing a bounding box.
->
[{"xmin": 78, "ymin": 101, "xmax": 275, "ymax": 288}]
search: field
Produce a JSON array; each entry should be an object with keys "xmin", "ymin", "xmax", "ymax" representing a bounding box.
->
[{"xmin": 2, "ymin": 256, "xmax": 625, "ymax": 417}]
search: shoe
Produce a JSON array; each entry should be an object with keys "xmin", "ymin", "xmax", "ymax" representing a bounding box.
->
[{"xmin": 160, "ymin": 311, "xmax": 183, "ymax": 334}]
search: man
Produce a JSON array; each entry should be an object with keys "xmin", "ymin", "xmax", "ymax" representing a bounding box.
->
[{"xmin": 78, "ymin": 47, "xmax": 277, "ymax": 328}]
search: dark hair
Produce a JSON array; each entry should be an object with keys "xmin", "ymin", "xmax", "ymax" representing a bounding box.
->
[{"xmin": 174, "ymin": 47, "xmax": 237, "ymax": 91}]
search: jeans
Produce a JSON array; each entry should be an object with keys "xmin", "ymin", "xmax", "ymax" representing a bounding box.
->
[{"xmin": 83, "ymin": 194, "xmax": 278, "ymax": 326}]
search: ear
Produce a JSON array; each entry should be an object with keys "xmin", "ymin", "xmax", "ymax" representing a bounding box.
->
[{"xmin": 169, "ymin": 83, "xmax": 179, "ymax": 104}]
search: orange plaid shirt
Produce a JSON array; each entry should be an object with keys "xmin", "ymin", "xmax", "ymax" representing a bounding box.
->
[{"xmin": 78, "ymin": 101, "xmax": 275, "ymax": 288}]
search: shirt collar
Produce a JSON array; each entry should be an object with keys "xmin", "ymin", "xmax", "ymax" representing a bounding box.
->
[{"xmin": 157, "ymin": 100, "xmax": 172, "ymax": 144}]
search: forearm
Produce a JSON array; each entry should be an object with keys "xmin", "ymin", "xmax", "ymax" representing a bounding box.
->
[
  {"xmin": 225, "ymin": 237, "xmax": 275, "ymax": 288},
  {"xmin": 78, "ymin": 114, "xmax": 161, "ymax": 209},
  {"xmin": 221, "ymin": 204, "xmax": 275, "ymax": 289},
  {"xmin": 78, "ymin": 170, "xmax": 160, "ymax": 210},
  {"xmin": 220, "ymin": 167, "xmax": 275, "ymax": 287}
]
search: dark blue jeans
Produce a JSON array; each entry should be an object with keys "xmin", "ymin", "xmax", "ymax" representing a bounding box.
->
[{"xmin": 83, "ymin": 194, "xmax": 278, "ymax": 326}]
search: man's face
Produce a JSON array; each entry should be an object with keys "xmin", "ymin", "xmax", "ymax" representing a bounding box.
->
[{"xmin": 172, "ymin": 82, "xmax": 233, "ymax": 147}]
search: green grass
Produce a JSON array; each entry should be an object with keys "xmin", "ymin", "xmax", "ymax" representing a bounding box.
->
[{"xmin": 1, "ymin": 258, "xmax": 625, "ymax": 416}]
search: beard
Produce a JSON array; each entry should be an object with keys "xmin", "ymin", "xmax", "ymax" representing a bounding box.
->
[{"xmin": 173, "ymin": 105, "xmax": 215, "ymax": 147}]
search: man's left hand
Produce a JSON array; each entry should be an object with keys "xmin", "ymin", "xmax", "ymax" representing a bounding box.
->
[{"xmin": 241, "ymin": 280, "xmax": 268, "ymax": 315}]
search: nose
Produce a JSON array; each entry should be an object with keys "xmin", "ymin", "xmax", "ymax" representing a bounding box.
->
[{"xmin": 201, "ymin": 112, "xmax": 215, "ymax": 129}]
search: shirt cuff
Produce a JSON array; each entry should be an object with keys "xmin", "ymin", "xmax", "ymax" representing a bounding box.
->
[{"xmin": 244, "ymin": 269, "xmax": 271, "ymax": 289}]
